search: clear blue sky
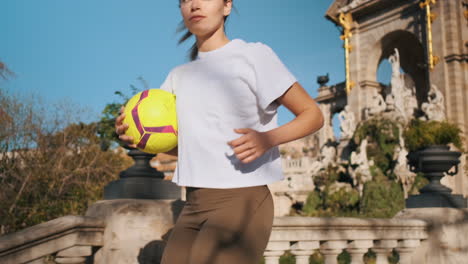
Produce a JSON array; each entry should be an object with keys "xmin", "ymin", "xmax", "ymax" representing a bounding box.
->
[{"xmin": 1, "ymin": 0, "xmax": 390, "ymax": 130}]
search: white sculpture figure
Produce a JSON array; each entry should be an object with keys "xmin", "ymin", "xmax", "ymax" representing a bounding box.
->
[
  {"xmin": 422, "ymin": 84, "xmax": 446, "ymax": 121},
  {"xmin": 349, "ymin": 139, "xmax": 373, "ymax": 196},
  {"xmin": 338, "ymin": 105, "xmax": 356, "ymax": 139},
  {"xmin": 388, "ymin": 48, "xmax": 406, "ymax": 119},
  {"xmin": 393, "ymin": 145, "xmax": 415, "ymax": 199},
  {"xmin": 385, "ymin": 93, "xmax": 396, "ymax": 112},
  {"xmin": 403, "ymin": 86, "xmax": 418, "ymax": 119},
  {"xmin": 389, "ymin": 48, "xmax": 401, "ymax": 80},
  {"xmin": 309, "ymin": 159, "xmax": 323, "ymax": 175},
  {"xmin": 321, "ymin": 144, "xmax": 337, "ymax": 169},
  {"xmin": 320, "ymin": 104, "xmax": 335, "ymax": 145},
  {"xmin": 366, "ymin": 89, "xmax": 386, "ymax": 117}
]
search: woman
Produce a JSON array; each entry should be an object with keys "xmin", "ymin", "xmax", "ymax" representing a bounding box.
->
[{"xmin": 115, "ymin": 0, "xmax": 324, "ymax": 263}]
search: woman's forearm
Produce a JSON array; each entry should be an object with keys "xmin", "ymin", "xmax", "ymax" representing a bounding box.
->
[{"xmin": 264, "ymin": 106, "xmax": 324, "ymax": 148}]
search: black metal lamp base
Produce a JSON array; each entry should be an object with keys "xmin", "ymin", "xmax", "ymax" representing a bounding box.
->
[
  {"xmin": 104, "ymin": 177, "xmax": 181, "ymax": 200},
  {"xmin": 406, "ymin": 192, "xmax": 467, "ymax": 208}
]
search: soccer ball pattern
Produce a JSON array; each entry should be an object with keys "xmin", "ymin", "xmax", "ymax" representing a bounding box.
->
[{"xmin": 123, "ymin": 89, "xmax": 178, "ymax": 154}]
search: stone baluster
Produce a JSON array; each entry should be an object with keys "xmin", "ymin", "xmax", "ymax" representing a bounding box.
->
[
  {"xmin": 290, "ymin": 241, "xmax": 319, "ymax": 264},
  {"xmin": 264, "ymin": 241, "xmax": 289, "ymax": 264},
  {"xmin": 320, "ymin": 240, "xmax": 348, "ymax": 264},
  {"xmin": 373, "ymin": 240, "xmax": 397, "ymax": 264},
  {"xmin": 347, "ymin": 240, "xmax": 373, "ymax": 264},
  {"xmin": 395, "ymin": 239, "xmax": 421, "ymax": 264}
]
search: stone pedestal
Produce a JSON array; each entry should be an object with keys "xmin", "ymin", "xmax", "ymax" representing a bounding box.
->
[
  {"xmin": 86, "ymin": 199, "xmax": 184, "ymax": 264},
  {"xmin": 396, "ymin": 208, "xmax": 468, "ymax": 264}
]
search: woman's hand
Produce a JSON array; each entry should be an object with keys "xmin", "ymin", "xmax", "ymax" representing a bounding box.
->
[
  {"xmin": 115, "ymin": 106, "xmax": 137, "ymax": 148},
  {"xmin": 228, "ymin": 128, "xmax": 273, "ymax": 164}
]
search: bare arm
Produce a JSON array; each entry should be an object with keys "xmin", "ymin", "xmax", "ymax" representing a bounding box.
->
[
  {"xmin": 228, "ymin": 82, "xmax": 323, "ymax": 163},
  {"xmin": 266, "ymin": 81, "xmax": 324, "ymax": 146}
]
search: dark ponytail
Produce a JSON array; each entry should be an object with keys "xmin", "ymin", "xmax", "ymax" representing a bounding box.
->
[{"xmin": 177, "ymin": 0, "xmax": 233, "ymax": 61}]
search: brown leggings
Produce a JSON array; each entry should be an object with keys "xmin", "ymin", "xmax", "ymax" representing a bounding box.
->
[{"xmin": 161, "ymin": 185, "xmax": 274, "ymax": 264}]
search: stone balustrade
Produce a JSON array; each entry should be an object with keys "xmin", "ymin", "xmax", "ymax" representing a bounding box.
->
[
  {"xmin": 282, "ymin": 158, "xmax": 315, "ymax": 174},
  {"xmin": 0, "ymin": 215, "xmax": 428, "ymax": 264},
  {"xmin": 0, "ymin": 216, "xmax": 104, "ymax": 264},
  {"xmin": 264, "ymin": 216, "xmax": 428, "ymax": 264}
]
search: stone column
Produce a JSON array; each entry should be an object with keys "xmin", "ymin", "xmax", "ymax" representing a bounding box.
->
[
  {"xmin": 347, "ymin": 240, "xmax": 373, "ymax": 264},
  {"xmin": 320, "ymin": 240, "xmax": 347, "ymax": 264},
  {"xmin": 373, "ymin": 240, "xmax": 397, "ymax": 264},
  {"xmin": 264, "ymin": 241, "xmax": 289, "ymax": 264},
  {"xmin": 264, "ymin": 251, "xmax": 284, "ymax": 264},
  {"xmin": 291, "ymin": 241, "xmax": 319, "ymax": 264},
  {"xmin": 395, "ymin": 239, "xmax": 421, "ymax": 264}
]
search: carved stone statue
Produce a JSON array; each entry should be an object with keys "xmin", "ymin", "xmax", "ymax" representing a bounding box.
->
[
  {"xmin": 389, "ymin": 49, "xmax": 406, "ymax": 120},
  {"xmin": 389, "ymin": 48, "xmax": 401, "ymax": 80},
  {"xmin": 393, "ymin": 145, "xmax": 415, "ymax": 199},
  {"xmin": 338, "ymin": 105, "xmax": 356, "ymax": 139},
  {"xmin": 422, "ymin": 84, "xmax": 446, "ymax": 121},
  {"xmin": 320, "ymin": 104, "xmax": 335, "ymax": 145},
  {"xmin": 365, "ymin": 89, "xmax": 386, "ymax": 117},
  {"xmin": 321, "ymin": 144, "xmax": 337, "ymax": 168},
  {"xmin": 403, "ymin": 86, "xmax": 418, "ymax": 119},
  {"xmin": 349, "ymin": 139, "xmax": 373, "ymax": 196}
]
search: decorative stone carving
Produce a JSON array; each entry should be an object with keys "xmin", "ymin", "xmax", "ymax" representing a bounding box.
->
[
  {"xmin": 349, "ymin": 139, "xmax": 373, "ymax": 195},
  {"xmin": 389, "ymin": 48, "xmax": 401, "ymax": 80},
  {"xmin": 393, "ymin": 145, "xmax": 415, "ymax": 198},
  {"xmin": 365, "ymin": 89, "xmax": 386, "ymax": 117},
  {"xmin": 338, "ymin": 105, "xmax": 356, "ymax": 139},
  {"xmin": 403, "ymin": 86, "xmax": 418, "ymax": 119},
  {"xmin": 389, "ymin": 49, "xmax": 406, "ymax": 120},
  {"xmin": 319, "ymin": 104, "xmax": 335, "ymax": 146},
  {"xmin": 321, "ymin": 144, "xmax": 337, "ymax": 169},
  {"xmin": 421, "ymin": 84, "xmax": 446, "ymax": 121},
  {"xmin": 339, "ymin": 0, "xmax": 374, "ymax": 13}
]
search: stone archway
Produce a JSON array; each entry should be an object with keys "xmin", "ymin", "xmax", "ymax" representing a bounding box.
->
[
  {"xmin": 366, "ymin": 30, "xmax": 428, "ymax": 106},
  {"xmin": 326, "ymin": 0, "xmax": 468, "ymax": 197}
]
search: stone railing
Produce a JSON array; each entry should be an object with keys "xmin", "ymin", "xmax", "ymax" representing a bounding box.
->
[
  {"xmin": 0, "ymin": 216, "xmax": 104, "ymax": 264},
  {"xmin": 264, "ymin": 217, "xmax": 428, "ymax": 264},
  {"xmin": 0, "ymin": 215, "xmax": 428, "ymax": 264},
  {"xmin": 282, "ymin": 157, "xmax": 315, "ymax": 174}
]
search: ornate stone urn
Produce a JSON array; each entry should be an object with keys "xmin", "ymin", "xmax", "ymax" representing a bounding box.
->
[{"xmin": 406, "ymin": 145, "xmax": 466, "ymax": 208}]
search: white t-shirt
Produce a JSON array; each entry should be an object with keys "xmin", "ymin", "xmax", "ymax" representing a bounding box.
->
[{"xmin": 159, "ymin": 38, "xmax": 297, "ymax": 188}]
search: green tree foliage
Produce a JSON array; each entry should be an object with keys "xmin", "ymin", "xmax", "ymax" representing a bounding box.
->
[
  {"xmin": 96, "ymin": 79, "xmax": 144, "ymax": 150},
  {"xmin": 354, "ymin": 117, "xmax": 400, "ymax": 178},
  {"xmin": 360, "ymin": 176, "xmax": 405, "ymax": 218},
  {"xmin": 301, "ymin": 165, "xmax": 360, "ymax": 217},
  {"xmin": 0, "ymin": 89, "xmax": 132, "ymax": 235},
  {"xmin": 403, "ymin": 119, "xmax": 464, "ymax": 151},
  {"xmin": 299, "ymin": 117, "xmax": 407, "ymax": 219}
]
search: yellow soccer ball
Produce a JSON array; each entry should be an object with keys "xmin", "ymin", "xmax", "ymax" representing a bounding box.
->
[{"xmin": 123, "ymin": 89, "xmax": 177, "ymax": 154}]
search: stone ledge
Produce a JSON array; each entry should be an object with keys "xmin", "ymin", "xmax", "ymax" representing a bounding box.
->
[
  {"xmin": 0, "ymin": 216, "xmax": 104, "ymax": 252},
  {"xmin": 0, "ymin": 216, "xmax": 104, "ymax": 264},
  {"xmin": 270, "ymin": 216, "xmax": 428, "ymax": 241}
]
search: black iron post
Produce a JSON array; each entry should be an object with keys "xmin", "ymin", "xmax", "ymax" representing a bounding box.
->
[{"xmin": 104, "ymin": 148, "xmax": 181, "ymax": 200}]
